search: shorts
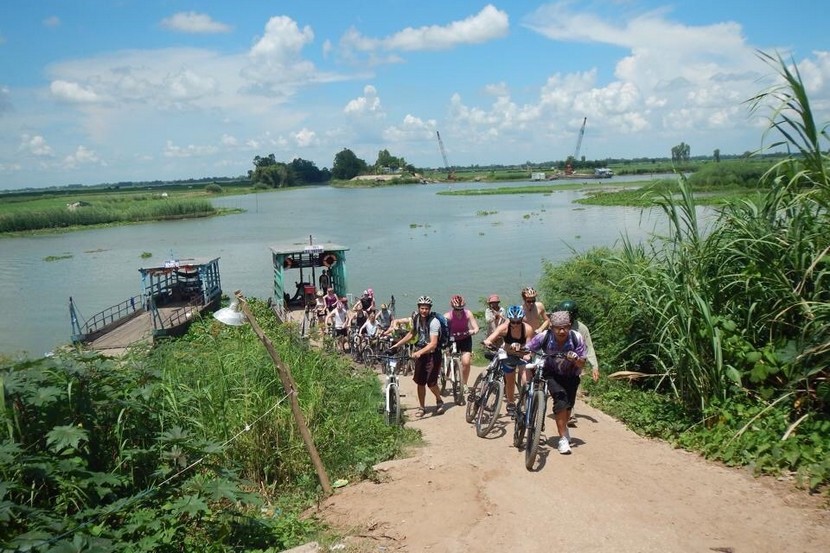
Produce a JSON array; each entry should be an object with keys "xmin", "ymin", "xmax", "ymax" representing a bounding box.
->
[
  {"xmin": 545, "ymin": 373, "xmax": 581, "ymax": 414},
  {"xmin": 500, "ymin": 355, "xmax": 525, "ymax": 374},
  {"xmin": 454, "ymin": 336, "xmax": 473, "ymax": 353},
  {"xmin": 335, "ymin": 327, "xmax": 347, "ymax": 337},
  {"xmin": 413, "ymin": 350, "xmax": 442, "ymax": 387}
]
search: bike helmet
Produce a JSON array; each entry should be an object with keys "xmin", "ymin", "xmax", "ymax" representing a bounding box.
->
[
  {"xmin": 505, "ymin": 305, "xmax": 525, "ymax": 321},
  {"xmin": 450, "ymin": 294, "xmax": 465, "ymax": 308},
  {"xmin": 556, "ymin": 299, "xmax": 579, "ymax": 324},
  {"xmin": 416, "ymin": 295, "xmax": 433, "ymax": 306},
  {"xmin": 522, "ymin": 286, "xmax": 537, "ymax": 299}
]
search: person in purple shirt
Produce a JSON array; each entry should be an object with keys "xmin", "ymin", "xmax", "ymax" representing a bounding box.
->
[{"xmin": 524, "ymin": 310, "xmax": 587, "ymax": 455}]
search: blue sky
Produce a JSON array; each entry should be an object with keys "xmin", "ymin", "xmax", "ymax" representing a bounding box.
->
[{"xmin": 1, "ymin": 1, "xmax": 828, "ymax": 190}]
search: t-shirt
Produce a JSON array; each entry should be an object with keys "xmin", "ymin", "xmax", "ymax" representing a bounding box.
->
[
  {"xmin": 415, "ymin": 315, "xmax": 441, "ymax": 348},
  {"xmin": 525, "ymin": 329, "xmax": 587, "ymax": 376}
]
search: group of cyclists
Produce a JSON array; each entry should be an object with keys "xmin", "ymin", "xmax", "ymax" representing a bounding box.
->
[{"xmin": 311, "ymin": 285, "xmax": 599, "ymax": 455}]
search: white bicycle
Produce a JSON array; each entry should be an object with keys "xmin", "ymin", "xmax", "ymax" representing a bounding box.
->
[{"xmin": 374, "ymin": 352, "xmax": 408, "ymax": 425}]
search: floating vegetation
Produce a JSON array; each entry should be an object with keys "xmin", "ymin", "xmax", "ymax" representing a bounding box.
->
[
  {"xmin": 140, "ymin": 251, "xmax": 152, "ymax": 258},
  {"xmin": 44, "ymin": 254, "xmax": 72, "ymax": 262},
  {"xmin": 476, "ymin": 210, "xmax": 498, "ymax": 216}
]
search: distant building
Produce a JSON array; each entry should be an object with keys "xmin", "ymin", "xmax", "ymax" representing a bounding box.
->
[{"xmin": 531, "ymin": 172, "xmax": 546, "ymax": 181}]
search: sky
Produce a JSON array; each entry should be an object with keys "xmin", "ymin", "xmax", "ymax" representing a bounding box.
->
[{"xmin": 1, "ymin": 1, "xmax": 828, "ymax": 190}]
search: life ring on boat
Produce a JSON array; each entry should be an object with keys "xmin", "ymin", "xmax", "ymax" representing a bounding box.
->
[
  {"xmin": 321, "ymin": 252, "xmax": 338, "ymax": 267},
  {"xmin": 283, "ymin": 257, "xmax": 296, "ymax": 269}
]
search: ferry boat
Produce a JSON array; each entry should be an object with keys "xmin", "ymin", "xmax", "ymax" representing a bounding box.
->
[{"xmin": 69, "ymin": 256, "xmax": 222, "ymax": 354}]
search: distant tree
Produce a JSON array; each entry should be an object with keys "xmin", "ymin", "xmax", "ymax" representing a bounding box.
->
[
  {"xmin": 374, "ymin": 149, "xmax": 406, "ymax": 173},
  {"xmin": 671, "ymin": 142, "xmax": 691, "ymax": 162},
  {"xmin": 332, "ymin": 148, "xmax": 367, "ymax": 180},
  {"xmin": 249, "ymin": 154, "xmax": 295, "ymax": 188},
  {"xmin": 714, "ymin": 149, "xmax": 721, "ymax": 163},
  {"xmin": 290, "ymin": 158, "xmax": 328, "ymax": 184}
]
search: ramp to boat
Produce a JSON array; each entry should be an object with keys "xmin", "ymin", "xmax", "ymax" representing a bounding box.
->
[{"xmin": 86, "ymin": 312, "xmax": 154, "ymax": 356}]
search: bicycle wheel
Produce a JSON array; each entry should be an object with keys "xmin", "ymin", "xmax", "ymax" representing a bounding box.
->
[
  {"xmin": 386, "ymin": 383, "xmax": 401, "ymax": 425},
  {"xmin": 513, "ymin": 385, "xmax": 529, "ymax": 449},
  {"xmin": 465, "ymin": 372, "xmax": 485, "ymax": 423},
  {"xmin": 525, "ymin": 390, "xmax": 546, "ymax": 470},
  {"xmin": 363, "ymin": 345, "xmax": 375, "ymax": 368},
  {"xmin": 475, "ymin": 379, "xmax": 503, "ymax": 438},
  {"xmin": 451, "ymin": 359, "xmax": 465, "ymax": 405},
  {"xmin": 439, "ymin": 352, "xmax": 448, "ymax": 394}
]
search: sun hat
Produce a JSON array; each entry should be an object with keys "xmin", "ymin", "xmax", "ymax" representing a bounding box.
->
[{"xmin": 488, "ymin": 294, "xmax": 500, "ymax": 303}]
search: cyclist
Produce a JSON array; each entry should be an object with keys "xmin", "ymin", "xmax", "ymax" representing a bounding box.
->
[
  {"xmin": 389, "ymin": 296, "xmax": 445, "ymax": 417},
  {"xmin": 484, "ymin": 294, "xmax": 505, "ymax": 343},
  {"xmin": 323, "ymin": 287, "xmax": 339, "ymax": 313},
  {"xmin": 377, "ymin": 303, "xmax": 393, "ymax": 333},
  {"xmin": 443, "ymin": 294, "xmax": 480, "ymax": 394},
  {"xmin": 538, "ymin": 299, "xmax": 600, "ymax": 426},
  {"xmin": 359, "ymin": 308, "xmax": 380, "ymax": 337},
  {"xmin": 325, "ymin": 297, "xmax": 352, "ymax": 352},
  {"xmin": 525, "ymin": 310, "xmax": 587, "ymax": 455},
  {"xmin": 520, "ymin": 286, "xmax": 547, "ymax": 334},
  {"xmin": 482, "ymin": 304, "xmax": 533, "ymax": 417},
  {"xmin": 314, "ymin": 290, "xmax": 327, "ymax": 326}
]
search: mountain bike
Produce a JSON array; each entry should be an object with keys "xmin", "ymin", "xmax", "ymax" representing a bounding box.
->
[
  {"xmin": 466, "ymin": 344, "xmax": 507, "ymax": 437},
  {"xmin": 440, "ymin": 337, "xmax": 465, "ymax": 405},
  {"xmin": 372, "ymin": 352, "xmax": 409, "ymax": 425},
  {"xmin": 514, "ymin": 352, "xmax": 562, "ymax": 470}
]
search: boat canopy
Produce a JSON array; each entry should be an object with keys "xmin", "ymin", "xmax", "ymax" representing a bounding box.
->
[{"xmin": 269, "ymin": 239, "xmax": 348, "ymax": 309}]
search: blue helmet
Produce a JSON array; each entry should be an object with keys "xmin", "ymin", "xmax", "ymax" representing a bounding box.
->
[{"xmin": 505, "ymin": 305, "xmax": 524, "ymax": 320}]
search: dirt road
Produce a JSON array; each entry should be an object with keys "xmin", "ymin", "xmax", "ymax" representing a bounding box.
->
[{"xmin": 318, "ymin": 366, "xmax": 829, "ymax": 552}]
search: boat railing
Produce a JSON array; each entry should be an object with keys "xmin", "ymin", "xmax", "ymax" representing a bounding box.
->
[
  {"xmin": 71, "ymin": 295, "xmax": 143, "ymax": 342},
  {"xmin": 151, "ymin": 298, "xmax": 201, "ymax": 332}
]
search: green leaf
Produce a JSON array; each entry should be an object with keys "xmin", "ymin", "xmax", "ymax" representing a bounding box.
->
[
  {"xmin": 46, "ymin": 424, "xmax": 89, "ymax": 453},
  {"xmin": 168, "ymin": 495, "xmax": 210, "ymax": 517}
]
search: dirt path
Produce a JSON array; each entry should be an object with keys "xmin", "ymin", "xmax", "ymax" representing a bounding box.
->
[{"xmin": 318, "ymin": 365, "xmax": 829, "ymax": 552}]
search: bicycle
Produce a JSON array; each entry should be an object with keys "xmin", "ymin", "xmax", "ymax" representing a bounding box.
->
[
  {"xmin": 466, "ymin": 344, "xmax": 507, "ymax": 437},
  {"xmin": 371, "ymin": 352, "xmax": 409, "ymax": 425},
  {"xmin": 514, "ymin": 351, "xmax": 563, "ymax": 470},
  {"xmin": 440, "ymin": 337, "xmax": 465, "ymax": 405}
]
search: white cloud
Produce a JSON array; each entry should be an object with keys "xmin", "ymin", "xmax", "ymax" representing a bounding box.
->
[
  {"xmin": 50, "ymin": 80, "xmax": 102, "ymax": 104},
  {"xmin": 221, "ymin": 134, "xmax": 238, "ymax": 147},
  {"xmin": 0, "ymin": 85, "xmax": 11, "ymax": 114},
  {"xmin": 294, "ymin": 128, "xmax": 317, "ymax": 147},
  {"xmin": 250, "ymin": 16, "xmax": 314, "ymax": 59},
  {"xmin": 43, "ymin": 16, "xmax": 61, "ymax": 28},
  {"xmin": 163, "ymin": 140, "xmax": 219, "ymax": 158},
  {"xmin": 338, "ymin": 4, "xmax": 508, "ymax": 64},
  {"xmin": 160, "ymin": 12, "xmax": 231, "ymax": 34},
  {"xmin": 20, "ymin": 134, "xmax": 53, "ymax": 157},
  {"xmin": 344, "ymin": 85, "xmax": 384, "ymax": 117},
  {"xmin": 63, "ymin": 145, "xmax": 103, "ymax": 168}
]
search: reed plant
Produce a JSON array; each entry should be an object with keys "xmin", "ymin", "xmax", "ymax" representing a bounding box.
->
[
  {"xmin": 0, "ymin": 199, "xmax": 217, "ymax": 233},
  {"xmin": 538, "ymin": 53, "xmax": 829, "ymax": 489}
]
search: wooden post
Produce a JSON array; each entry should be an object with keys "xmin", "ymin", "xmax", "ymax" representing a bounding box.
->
[{"xmin": 233, "ymin": 290, "xmax": 333, "ymax": 496}]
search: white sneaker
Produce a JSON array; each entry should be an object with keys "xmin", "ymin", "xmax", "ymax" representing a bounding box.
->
[
  {"xmin": 558, "ymin": 437, "xmax": 572, "ymax": 455},
  {"xmin": 564, "ymin": 430, "xmax": 574, "ymax": 446}
]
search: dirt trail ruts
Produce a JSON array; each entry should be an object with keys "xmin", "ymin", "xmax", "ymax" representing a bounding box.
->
[{"xmin": 317, "ymin": 365, "xmax": 830, "ymax": 552}]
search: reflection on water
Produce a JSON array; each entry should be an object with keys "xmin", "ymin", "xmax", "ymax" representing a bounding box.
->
[{"xmin": 1, "ymin": 177, "xmax": 683, "ymax": 357}]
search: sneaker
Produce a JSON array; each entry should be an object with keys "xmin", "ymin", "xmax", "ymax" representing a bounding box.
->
[
  {"xmin": 567, "ymin": 415, "xmax": 577, "ymax": 427},
  {"xmin": 506, "ymin": 402, "xmax": 516, "ymax": 417},
  {"xmin": 564, "ymin": 430, "xmax": 574, "ymax": 446},
  {"xmin": 558, "ymin": 437, "xmax": 572, "ymax": 455}
]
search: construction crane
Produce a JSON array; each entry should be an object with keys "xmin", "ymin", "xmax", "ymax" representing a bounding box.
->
[
  {"xmin": 565, "ymin": 117, "xmax": 587, "ymax": 175},
  {"xmin": 436, "ymin": 131, "xmax": 456, "ymax": 180}
]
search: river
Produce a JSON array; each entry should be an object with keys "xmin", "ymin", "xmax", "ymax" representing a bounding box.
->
[{"xmin": 2, "ymin": 176, "xmax": 680, "ymax": 357}]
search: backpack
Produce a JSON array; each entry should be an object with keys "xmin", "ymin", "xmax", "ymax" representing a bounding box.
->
[{"xmin": 412, "ymin": 311, "xmax": 450, "ymax": 350}]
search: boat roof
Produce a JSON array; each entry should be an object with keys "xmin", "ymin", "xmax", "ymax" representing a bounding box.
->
[
  {"xmin": 139, "ymin": 257, "xmax": 220, "ymax": 272},
  {"xmin": 269, "ymin": 241, "xmax": 349, "ymax": 255}
]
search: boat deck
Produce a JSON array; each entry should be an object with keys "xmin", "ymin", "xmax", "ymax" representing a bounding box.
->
[{"xmin": 86, "ymin": 306, "xmax": 196, "ymax": 356}]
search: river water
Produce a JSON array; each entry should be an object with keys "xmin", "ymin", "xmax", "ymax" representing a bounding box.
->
[{"xmin": 2, "ymin": 176, "xmax": 680, "ymax": 357}]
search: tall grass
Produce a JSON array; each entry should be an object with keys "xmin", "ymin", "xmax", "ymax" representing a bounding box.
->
[
  {"xmin": 607, "ymin": 52, "xmax": 829, "ymax": 416},
  {"xmin": 0, "ymin": 199, "xmax": 217, "ymax": 232}
]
